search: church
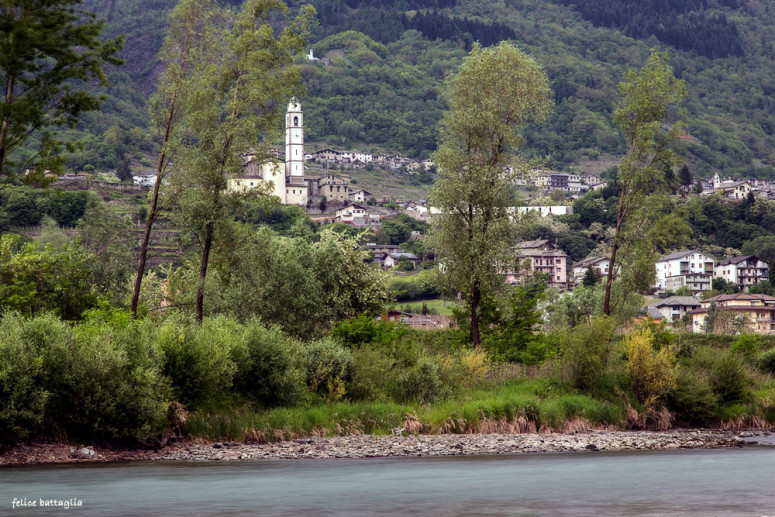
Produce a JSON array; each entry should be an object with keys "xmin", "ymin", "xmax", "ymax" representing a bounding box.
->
[{"xmin": 227, "ymin": 97, "xmax": 308, "ymax": 205}]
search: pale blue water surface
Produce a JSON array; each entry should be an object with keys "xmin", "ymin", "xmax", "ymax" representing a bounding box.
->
[{"xmin": 1, "ymin": 447, "xmax": 774, "ymax": 516}]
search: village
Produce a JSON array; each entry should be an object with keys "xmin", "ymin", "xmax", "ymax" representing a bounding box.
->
[{"xmin": 124, "ymin": 100, "xmax": 775, "ymax": 336}]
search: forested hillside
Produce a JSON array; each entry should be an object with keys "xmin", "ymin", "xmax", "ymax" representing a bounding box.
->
[{"xmin": 72, "ymin": 0, "xmax": 775, "ymax": 177}]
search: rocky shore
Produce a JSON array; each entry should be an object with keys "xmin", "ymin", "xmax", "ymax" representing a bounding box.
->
[{"xmin": 0, "ymin": 429, "xmax": 766, "ymax": 466}]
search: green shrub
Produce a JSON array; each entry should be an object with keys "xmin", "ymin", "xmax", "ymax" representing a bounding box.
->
[
  {"xmin": 0, "ymin": 314, "xmax": 51, "ymax": 440},
  {"xmin": 712, "ymin": 354, "xmax": 751, "ymax": 405},
  {"xmin": 349, "ymin": 348, "xmax": 397, "ymax": 401},
  {"xmin": 392, "ymin": 356, "xmax": 447, "ymax": 404},
  {"xmin": 231, "ymin": 320, "xmax": 307, "ymax": 408},
  {"xmin": 54, "ymin": 316, "xmax": 170, "ymax": 441},
  {"xmin": 158, "ymin": 315, "xmax": 237, "ymax": 407},
  {"xmin": 730, "ymin": 335, "xmax": 761, "ymax": 359},
  {"xmin": 0, "ymin": 312, "xmax": 170, "ymax": 442},
  {"xmin": 331, "ymin": 314, "xmax": 410, "ymax": 347},
  {"xmin": 562, "ymin": 316, "xmax": 616, "ymax": 391},
  {"xmin": 667, "ymin": 369, "xmax": 719, "ymax": 426},
  {"xmin": 754, "ymin": 348, "xmax": 775, "ymax": 375},
  {"xmin": 301, "ymin": 338, "xmax": 353, "ymax": 400}
]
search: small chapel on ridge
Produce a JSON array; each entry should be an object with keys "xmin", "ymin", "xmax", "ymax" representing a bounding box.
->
[{"xmin": 227, "ymin": 97, "xmax": 308, "ymax": 205}]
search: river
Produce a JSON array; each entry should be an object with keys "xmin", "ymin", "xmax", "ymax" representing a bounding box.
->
[{"xmin": 1, "ymin": 447, "xmax": 774, "ymax": 516}]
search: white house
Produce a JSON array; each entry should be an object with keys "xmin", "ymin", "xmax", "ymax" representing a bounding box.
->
[
  {"xmin": 572, "ymin": 256, "xmax": 610, "ymax": 283},
  {"xmin": 647, "ymin": 296, "xmax": 702, "ymax": 322},
  {"xmin": 715, "ymin": 256, "xmax": 769, "ymax": 292},
  {"xmin": 335, "ymin": 203, "xmax": 376, "ymax": 225},
  {"xmin": 516, "ymin": 205, "xmax": 574, "ymax": 217},
  {"xmin": 656, "ymin": 250, "xmax": 715, "ymax": 294}
]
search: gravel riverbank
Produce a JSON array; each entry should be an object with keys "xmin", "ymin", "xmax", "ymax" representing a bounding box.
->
[{"xmin": 0, "ymin": 429, "xmax": 767, "ymax": 466}]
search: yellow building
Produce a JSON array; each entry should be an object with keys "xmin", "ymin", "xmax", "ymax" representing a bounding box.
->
[{"xmin": 690, "ymin": 293, "xmax": 775, "ymax": 334}]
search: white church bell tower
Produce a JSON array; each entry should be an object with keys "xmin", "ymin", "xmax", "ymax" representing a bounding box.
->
[{"xmin": 284, "ymin": 97, "xmax": 307, "ymax": 205}]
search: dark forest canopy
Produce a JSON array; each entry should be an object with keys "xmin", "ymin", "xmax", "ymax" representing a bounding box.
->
[{"xmin": 554, "ymin": 0, "xmax": 743, "ymax": 58}]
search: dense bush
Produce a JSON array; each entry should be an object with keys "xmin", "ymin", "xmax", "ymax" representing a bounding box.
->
[
  {"xmin": 231, "ymin": 320, "xmax": 307, "ymax": 408},
  {"xmin": 0, "ymin": 312, "xmax": 170, "ymax": 443},
  {"xmin": 158, "ymin": 316, "xmax": 237, "ymax": 408},
  {"xmin": 755, "ymin": 348, "xmax": 775, "ymax": 375},
  {"xmin": 562, "ymin": 316, "xmax": 616, "ymax": 391},
  {"xmin": 301, "ymin": 338, "xmax": 353, "ymax": 400},
  {"xmin": 624, "ymin": 328, "xmax": 677, "ymax": 408},
  {"xmin": 667, "ymin": 369, "xmax": 719, "ymax": 426},
  {"xmin": 391, "ymin": 356, "xmax": 447, "ymax": 404}
]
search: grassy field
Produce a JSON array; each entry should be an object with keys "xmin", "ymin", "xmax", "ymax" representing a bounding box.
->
[{"xmin": 397, "ymin": 298, "xmax": 460, "ymax": 316}]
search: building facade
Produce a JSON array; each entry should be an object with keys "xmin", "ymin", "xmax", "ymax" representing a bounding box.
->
[
  {"xmin": 655, "ymin": 250, "xmax": 715, "ymax": 293},
  {"xmin": 508, "ymin": 239, "xmax": 568, "ymax": 288},
  {"xmin": 715, "ymin": 256, "xmax": 769, "ymax": 292},
  {"xmin": 690, "ymin": 293, "xmax": 775, "ymax": 334}
]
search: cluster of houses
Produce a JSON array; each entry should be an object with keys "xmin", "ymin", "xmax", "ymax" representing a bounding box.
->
[
  {"xmin": 305, "ymin": 148, "xmax": 433, "ymax": 172},
  {"xmin": 514, "ymin": 170, "xmax": 606, "ymax": 195},
  {"xmin": 505, "ymin": 239, "xmax": 775, "ymax": 334}
]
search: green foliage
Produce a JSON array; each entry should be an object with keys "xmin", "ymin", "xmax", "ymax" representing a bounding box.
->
[
  {"xmin": 482, "ymin": 282, "xmax": 547, "ymax": 363},
  {"xmin": 391, "ymin": 356, "xmax": 447, "ymax": 404},
  {"xmin": 712, "ymin": 354, "xmax": 751, "ymax": 405},
  {"xmin": 331, "ymin": 313, "xmax": 406, "ymax": 346},
  {"xmin": 0, "ymin": 186, "xmax": 90, "ymax": 230},
  {"xmin": 387, "ymin": 270, "xmax": 440, "ymax": 302},
  {"xmin": 0, "ymin": 312, "xmax": 170, "ymax": 442},
  {"xmin": 231, "ymin": 320, "xmax": 307, "ymax": 408},
  {"xmin": 562, "ymin": 316, "xmax": 615, "ymax": 391},
  {"xmin": 0, "ymin": 0, "xmax": 123, "ymax": 183},
  {"xmin": 430, "ymin": 42, "xmax": 551, "ymax": 345},
  {"xmin": 301, "ymin": 338, "xmax": 353, "ymax": 400},
  {"xmin": 168, "ymin": 225, "xmax": 389, "ymax": 337},
  {"xmin": 157, "ymin": 315, "xmax": 238, "ymax": 408},
  {"xmin": 730, "ymin": 335, "xmax": 762, "ymax": 359},
  {"xmin": 0, "ymin": 233, "xmax": 101, "ymax": 319},
  {"xmin": 667, "ymin": 369, "xmax": 719, "ymax": 426},
  {"xmin": 754, "ymin": 348, "xmax": 775, "ymax": 375}
]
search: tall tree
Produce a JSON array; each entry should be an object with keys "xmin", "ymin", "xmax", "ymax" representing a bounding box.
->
[
  {"xmin": 130, "ymin": 0, "xmax": 219, "ymax": 317},
  {"xmin": 0, "ymin": 0, "xmax": 123, "ymax": 186},
  {"xmin": 603, "ymin": 51, "xmax": 687, "ymax": 316},
  {"xmin": 174, "ymin": 0, "xmax": 314, "ymax": 323},
  {"xmin": 430, "ymin": 42, "xmax": 551, "ymax": 346}
]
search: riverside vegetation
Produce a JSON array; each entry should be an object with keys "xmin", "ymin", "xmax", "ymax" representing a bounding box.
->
[
  {"xmin": 1, "ymin": 306, "xmax": 775, "ymax": 446},
  {"xmin": 2, "ymin": 1, "xmax": 775, "ymax": 451}
]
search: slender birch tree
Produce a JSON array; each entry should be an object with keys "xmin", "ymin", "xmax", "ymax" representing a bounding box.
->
[
  {"xmin": 603, "ymin": 51, "xmax": 687, "ymax": 316},
  {"xmin": 173, "ymin": 0, "xmax": 314, "ymax": 323},
  {"xmin": 131, "ymin": 0, "xmax": 219, "ymax": 317},
  {"xmin": 430, "ymin": 43, "xmax": 551, "ymax": 347}
]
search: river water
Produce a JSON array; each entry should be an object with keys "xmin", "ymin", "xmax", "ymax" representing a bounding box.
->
[{"xmin": 1, "ymin": 447, "xmax": 774, "ymax": 516}]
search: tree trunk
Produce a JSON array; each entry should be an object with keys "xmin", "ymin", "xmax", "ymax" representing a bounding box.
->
[
  {"xmin": 195, "ymin": 221, "xmax": 214, "ymax": 324},
  {"xmin": 130, "ymin": 92, "xmax": 177, "ymax": 318},
  {"xmin": 603, "ymin": 194, "xmax": 626, "ymax": 316},
  {"xmin": 470, "ymin": 280, "xmax": 481, "ymax": 347},
  {"xmin": 0, "ymin": 74, "xmax": 15, "ymax": 174},
  {"xmin": 130, "ymin": 178, "xmax": 160, "ymax": 317}
]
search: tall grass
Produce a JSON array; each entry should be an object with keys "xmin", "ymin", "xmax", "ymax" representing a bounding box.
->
[{"xmin": 185, "ymin": 379, "xmax": 626, "ymax": 442}]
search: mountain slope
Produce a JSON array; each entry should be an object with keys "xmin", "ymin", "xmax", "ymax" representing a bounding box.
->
[{"xmin": 72, "ymin": 0, "xmax": 775, "ymax": 178}]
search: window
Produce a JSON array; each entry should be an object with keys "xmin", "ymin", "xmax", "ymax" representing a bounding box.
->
[{"xmin": 293, "ymin": 116, "xmax": 299, "ymax": 126}]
